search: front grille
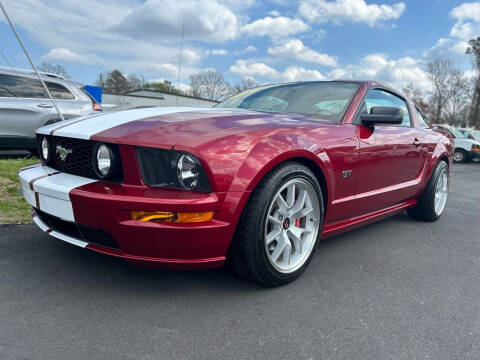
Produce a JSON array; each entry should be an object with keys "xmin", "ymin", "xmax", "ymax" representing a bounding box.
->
[
  {"xmin": 35, "ymin": 209, "xmax": 120, "ymax": 250},
  {"xmin": 49, "ymin": 136, "xmax": 97, "ymax": 178},
  {"xmin": 41, "ymin": 136, "xmax": 123, "ymax": 182}
]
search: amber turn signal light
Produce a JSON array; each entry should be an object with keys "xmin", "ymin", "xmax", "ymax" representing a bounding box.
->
[{"xmin": 131, "ymin": 211, "xmax": 214, "ymax": 223}]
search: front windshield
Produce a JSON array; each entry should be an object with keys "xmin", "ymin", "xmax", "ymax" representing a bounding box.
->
[
  {"xmin": 474, "ymin": 130, "xmax": 480, "ymax": 141},
  {"xmin": 215, "ymin": 81, "xmax": 360, "ymax": 123},
  {"xmin": 451, "ymin": 127, "xmax": 467, "ymax": 139}
]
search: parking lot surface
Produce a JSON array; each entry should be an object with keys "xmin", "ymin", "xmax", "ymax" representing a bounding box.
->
[{"xmin": 0, "ymin": 164, "xmax": 479, "ymax": 360}]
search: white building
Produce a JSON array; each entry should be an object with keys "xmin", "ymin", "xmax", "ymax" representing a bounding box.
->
[{"xmin": 102, "ymin": 89, "xmax": 219, "ymax": 108}]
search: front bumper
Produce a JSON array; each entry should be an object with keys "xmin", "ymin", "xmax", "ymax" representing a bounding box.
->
[
  {"xmin": 469, "ymin": 150, "xmax": 480, "ymax": 160},
  {"xmin": 19, "ymin": 164, "xmax": 238, "ymax": 269}
]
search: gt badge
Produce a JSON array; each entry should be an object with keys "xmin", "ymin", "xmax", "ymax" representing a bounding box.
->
[{"xmin": 342, "ymin": 170, "xmax": 352, "ymax": 178}]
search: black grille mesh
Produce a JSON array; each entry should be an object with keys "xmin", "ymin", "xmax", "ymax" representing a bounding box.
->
[
  {"xmin": 42, "ymin": 136, "xmax": 123, "ymax": 182},
  {"xmin": 50, "ymin": 136, "xmax": 97, "ymax": 178}
]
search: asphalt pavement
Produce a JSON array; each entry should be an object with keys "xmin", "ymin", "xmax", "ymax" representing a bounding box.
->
[{"xmin": 1, "ymin": 163, "xmax": 479, "ymax": 360}]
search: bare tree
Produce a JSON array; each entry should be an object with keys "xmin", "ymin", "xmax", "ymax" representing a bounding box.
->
[
  {"xmin": 37, "ymin": 62, "xmax": 70, "ymax": 79},
  {"xmin": 403, "ymin": 83, "xmax": 430, "ymax": 118},
  {"xmin": 466, "ymin": 37, "xmax": 480, "ymax": 129},
  {"xmin": 233, "ymin": 77, "xmax": 258, "ymax": 95},
  {"xmin": 444, "ymin": 70, "xmax": 471, "ymax": 126},
  {"xmin": 189, "ymin": 74, "xmax": 202, "ymax": 98},
  {"xmin": 427, "ymin": 60, "xmax": 457, "ymax": 124},
  {"xmin": 189, "ymin": 70, "xmax": 230, "ymax": 100}
]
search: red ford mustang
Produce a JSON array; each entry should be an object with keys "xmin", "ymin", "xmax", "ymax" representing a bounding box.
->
[{"xmin": 19, "ymin": 81, "xmax": 453, "ymax": 286}]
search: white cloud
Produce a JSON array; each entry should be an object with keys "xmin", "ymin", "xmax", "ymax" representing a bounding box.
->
[
  {"xmin": 0, "ymin": 0, "xmax": 210, "ymax": 79},
  {"xmin": 449, "ymin": 3, "xmax": 480, "ymax": 42},
  {"xmin": 281, "ymin": 66, "xmax": 325, "ymax": 81},
  {"xmin": 450, "ymin": 2, "xmax": 480, "ymax": 22},
  {"xmin": 421, "ymin": 2, "xmax": 480, "ymax": 65},
  {"xmin": 267, "ymin": 39, "xmax": 337, "ymax": 66},
  {"xmin": 113, "ymin": 0, "xmax": 238, "ymax": 42},
  {"xmin": 230, "ymin": 60, "xmax": 278, "ymax": 77},
  {"xmin": 218, "ymin": 0, "xmax": 257, "ymax": 12},
  {"xmin": 241, "ymin": 16, "xmax": 310, "ymax": 38},
  {"xmin": 230, "ymin": 60, "xmax": 327, "ymax": 82},
  {"xmin": 41, "ymin": 48, "xmax": 91, "ymax": 64},
  {"xmin": 269, "ymin": 10, "xmax": 280, "ymax": 17},
  {"xmin": 155, "ymin": 63, "xmax": 179, "ymax": 76},
  {"xmin": 328, "ymin": 54, "xmax": 431, "ymax": 91},
  {"xmin": 299, "ymin": 0, "xmax": 406, "ymax": 27},
  {"xmin": 424, "ymin": 38, "xmax": 469, "ymax": 62},
  {"xmin": 211, "ymin": 49, "xmax": 228, "ymax": 56},
  {"xmin": 235, "ymin": 45, "xmax": 258, "ymax": 55}
]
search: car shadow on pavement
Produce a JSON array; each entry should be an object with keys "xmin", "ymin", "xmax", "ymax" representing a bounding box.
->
[{"xmin": 6, "ymin": 212, "xmax": 415, "ymax": 296}]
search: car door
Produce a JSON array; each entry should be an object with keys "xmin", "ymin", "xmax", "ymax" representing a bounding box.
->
[{"xmin": 354, "ymin": 88, "xmax": 426, "ymax": 214}]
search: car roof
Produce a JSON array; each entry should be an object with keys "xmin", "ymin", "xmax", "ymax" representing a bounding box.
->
[{"xmin": 0, "ymin": 67, "xmax": 84, "ymax": 87}]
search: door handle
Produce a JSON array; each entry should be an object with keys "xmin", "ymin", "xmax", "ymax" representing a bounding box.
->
[
  {"xmin": 413, "ymin": 138, "xmax": 422, "ymax": 146},
  {"xmin": 37, "ymin": 104, "xmax": 53, "ymax": 108}
]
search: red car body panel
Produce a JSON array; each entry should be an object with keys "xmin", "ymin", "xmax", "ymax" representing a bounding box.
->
[{"xmin": 22, "ymin": 81, "xmax": 454, "ymax": 269}]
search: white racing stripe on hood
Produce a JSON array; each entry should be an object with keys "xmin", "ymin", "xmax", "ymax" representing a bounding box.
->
[
  {"xmin": 36, "ymin": 112, "xmax": 105, "ymax": 136},
  {"xmin": 37, "ymin": 107, "xmax": 211, "ymax": 140}
]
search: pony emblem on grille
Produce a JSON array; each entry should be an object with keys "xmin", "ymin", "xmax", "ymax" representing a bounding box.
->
[{"xmin": 56, "ymin": 145, "xmax": 72, "ymax": 161}]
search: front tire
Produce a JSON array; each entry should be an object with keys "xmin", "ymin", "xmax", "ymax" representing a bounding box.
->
[
  {"xmin": 407, "ymin": 160, "xmax": 449, "ymax": 222},
  {"xmin": 228, "ymin": 162, "xmax": 324, "ymax": 287},
  {"xmin": 453, "ymin": 149, "xmax": 467, "ymax": 163}
]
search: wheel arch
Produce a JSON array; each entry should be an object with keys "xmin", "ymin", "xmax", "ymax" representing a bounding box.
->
[
  {"xmin": 225, "ymin": 152, "xmax": 330, "ymax": 263},
  {"xmin": 227, "ymin": 150, "xmax": 331, "ymax": 240},
  {"xmin": 241, "ymin": 150, "xmax": 331, "ymax": 209}
]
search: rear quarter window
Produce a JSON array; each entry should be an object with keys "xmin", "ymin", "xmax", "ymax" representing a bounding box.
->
[
  {"xmin": 46, "ymin": 82, "xmax": 75, "ymax": 100},
  {"xmin": 415, "ymin": 107, "xmax": 429, "ymax": 128}
]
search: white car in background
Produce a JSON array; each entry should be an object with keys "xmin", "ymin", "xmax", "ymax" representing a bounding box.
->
[
  {"xmin": 0, "ymin": 67, "xmax": 101, "ymax": 152},
  {"xmin": 431, "ymin": 124, "xmax": 480, "ymax": 163}
]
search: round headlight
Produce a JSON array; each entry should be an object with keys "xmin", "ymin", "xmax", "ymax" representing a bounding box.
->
[
  {"xmin": 95, "ymin": 144, "xmax": 112, "ymax": 178},
  {"xmin": 177, "ymin": 154, "xmax": 200, "ymax": 189},
  {"xmin": 41, "ymin": 137, "xmax": 50, "ymax": 161}
]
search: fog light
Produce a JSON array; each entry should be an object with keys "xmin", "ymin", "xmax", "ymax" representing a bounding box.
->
[{"xmin": 131, "ymin": 211, "xmax": 213, "ymax": 223}]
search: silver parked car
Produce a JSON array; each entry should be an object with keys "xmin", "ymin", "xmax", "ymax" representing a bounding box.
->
[{"xmin": 0, "ymin": 67, "xmax": 101, "ymax": 152}]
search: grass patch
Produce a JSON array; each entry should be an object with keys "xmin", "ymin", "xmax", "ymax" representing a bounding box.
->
[{"xmin": 0, "ymin": 157, "xmax": 39, "ymax": 224}]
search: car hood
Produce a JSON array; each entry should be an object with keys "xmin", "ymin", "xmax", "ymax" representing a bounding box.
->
[
  {"xmin": 38, "ymin": 107, "xmax": 318, "ymax": 149},
  {"xmin": 454, "ymin": 138, "xmax": 480, "ymax": 147}
]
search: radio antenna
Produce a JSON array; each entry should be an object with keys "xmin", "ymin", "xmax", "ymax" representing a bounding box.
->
[
  {"xmin": 0, "ymin": 49, "xmax": 13, "ymax": 69},
  {"xmin": 0, "ymin": 1, "xmax": 65, "ymax": 121}
]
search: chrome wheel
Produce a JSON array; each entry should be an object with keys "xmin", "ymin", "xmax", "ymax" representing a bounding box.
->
[
  {"xmin": 264, "ymin": 178, "xmax": 320, "ymax": 274},
  {"xmin": 434, "ymin": 168, "xmax": 448, "ymax": 216}
]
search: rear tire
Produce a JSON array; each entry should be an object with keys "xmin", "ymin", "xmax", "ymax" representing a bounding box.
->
[
  {"xmin": 407, "ymin": 161, "xmax": 449, "ymax": 222},
  {"xmin": 453, "ymin": 149, "xmax": 467, "ymax": 163},
  {"xmin": 228, "ymin": 162, "xmax": 324, "ymax": 287}
]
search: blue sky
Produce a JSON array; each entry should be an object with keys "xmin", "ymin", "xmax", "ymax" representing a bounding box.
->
[{"xmin": 1, "ymin": 0, "xmax": 479, "ymax": 92}]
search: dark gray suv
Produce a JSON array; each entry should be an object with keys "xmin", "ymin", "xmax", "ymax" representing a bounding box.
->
[{"xmin": 0, "ymin": 67, "xmax": 101, "ymax": 152}]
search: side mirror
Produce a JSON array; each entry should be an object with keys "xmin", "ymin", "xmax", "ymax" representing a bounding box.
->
[{"xmin": 360, "ymin": 106, "xmax": 404, "ymax": 125}]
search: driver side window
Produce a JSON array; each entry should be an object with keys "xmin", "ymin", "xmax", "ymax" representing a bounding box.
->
[{"xmin": 364, "ymin": 89, "xmax": 411, "ymax": 127}]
